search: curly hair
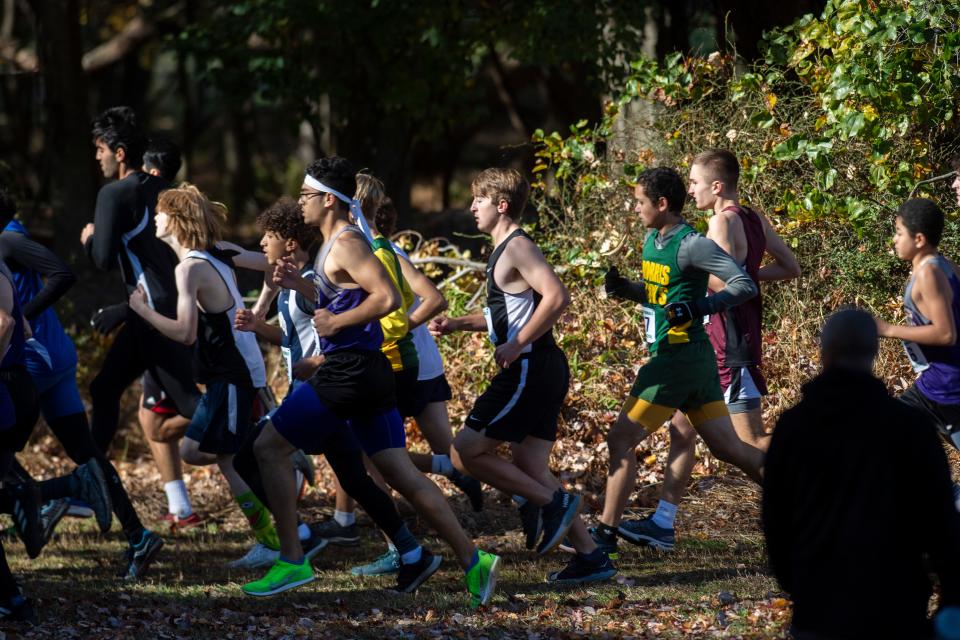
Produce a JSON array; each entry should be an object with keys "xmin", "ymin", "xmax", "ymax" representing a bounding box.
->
[
  {"xmin": 636, "ymin": 167, "xmax": 687, "ymax": 213},
  {"xmin": 156, "ymin": 183, "xmax": 227, "ymax": 250},
  {"xmin": 375, "ymin": 197, "xmax": 398, "ymax": 238},
  {"xmin": 256, "ymin": 196, "xmax": 318, "ymax": 249}
]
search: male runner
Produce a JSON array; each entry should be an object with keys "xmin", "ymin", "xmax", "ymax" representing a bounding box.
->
[
  {"xmin": 432, "ymin": 168, "xmax": 613, "ymax": 583},
  {"xmin": 876, "ymin": 198, "xmax": 960, "ymax": 456},
  {"xmin": 609, "ymin": 149, "xmax": 800, "ymax": 550},
  {"xmin": 597, "ymin": 167, "xmax": 762, "ymax": 556},
  {"xmin": 241, "ymin": 157, "xmax": 499, "ymax": 606}
]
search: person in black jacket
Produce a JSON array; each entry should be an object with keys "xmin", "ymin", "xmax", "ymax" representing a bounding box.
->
[{"xmin": 763, "ymin": 308, "xmax": 960, "ymax": 639}]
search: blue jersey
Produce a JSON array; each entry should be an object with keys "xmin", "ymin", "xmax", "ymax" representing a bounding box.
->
[
  {"xmin": 0, "ymin": 261, "xmax": 25, "ymax": 369},
  {"xmin": 2, "ymin": 221, "xmax": 77, "ymax": 375},
  {"xmin": 313, "ymin": 225, "xmax": 383, "ymax": 355}
]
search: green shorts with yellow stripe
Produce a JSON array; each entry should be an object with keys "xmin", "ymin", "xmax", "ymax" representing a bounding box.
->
[{"xmin": 624, "ymin": 340, "xmax": 727, "ymax": 431}]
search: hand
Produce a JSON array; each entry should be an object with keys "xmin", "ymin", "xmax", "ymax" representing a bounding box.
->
[
  {"xmin": 313, "ymin": 308, "xmax": 340, "ymax": 337},
  {"xmin": 292, "ymin": 355, "xmax": 324, "ymax": 380},
  {"xmin": 604, "ymin": 266, "xmax": 646, "ymax": 303},
  {"xmin": 428, "ymin": 316, "xmax": 455, "ymax": 337},
  {"xmin": 90, "ymin": 302, "xmax": 129, "ymax": 335},
  {"xmin": 273, "ymin": 256, "xmax": 307, "ymax": 290},
  {"xmin": 235, "ymin": 308, "xmax": 258, "ymax": 332},
  {"xmin": 22, "ymin": 318, "xmax": 32, "ymax": 340},
  {"xmin": 875, "ymin": 316, "xmax": 892, "ymax": 338},
  {"xmin": 664, "ymin": 298, "xmax": 710, "ymax": 327},
  {"xmin": 80, "ymin": 223, "xmax": 95, "ymax": 246},
  {"xmin": 128, "ymin": 286, "xmax": 149, "ymax": 315},
  {"xmin": 494, "ymin": 339, "xmax": 522, "ymax": 369}
]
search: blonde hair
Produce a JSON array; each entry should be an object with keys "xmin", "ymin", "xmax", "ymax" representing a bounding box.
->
[
  {"xmin": 354, "ymin": 173, "xmax": 386, "ymax": 224},
  {"xmin": 156, "ymin": 183, "xmax": 227, "ymax": 250},
  {"xmin": 471, "ymin": 168, "xmax": 529, "ymax": 219}
]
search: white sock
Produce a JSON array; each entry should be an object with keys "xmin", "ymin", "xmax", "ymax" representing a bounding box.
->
[
  {"xmin": 430, "ymin": 454, "xmax": 454, "ymax": 477},
  {"xmin": 298, "ymin": 522, "xmax": 311, "ymax": 541},
  {"xmin": 163, "ymin": 480, "xmax": 192, "ymax": 518},
  {"xmin": 334, "ymin": 510, "xmax": 356, "ymax": 527},
  {"xmin": 400, "ymin": 545, "xmax": 422, "ymax": 565},
  {"xmin": 512, "ymin": 495, "xmax": 527, "ymax": 507},
  {"xmin": 651, "ymin": 499, "xmax": 678, "ymax": 529}
]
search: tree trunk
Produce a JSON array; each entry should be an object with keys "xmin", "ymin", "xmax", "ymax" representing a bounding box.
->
[{"xmin": 32, "ymin": 0, "xmax": 98, "ymax": 261}]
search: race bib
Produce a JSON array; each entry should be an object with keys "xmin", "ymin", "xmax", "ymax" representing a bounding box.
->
[
  {"xmin": 902, "ymin": 340, "xmax": 930, "ymax": 373},
  {"xmin": 643, "ymin": 306, "xmax": 656, "ymax": 344},
  {"xmin": 483, "ymin": 306, "xmax": 498, "ymax": 345}
]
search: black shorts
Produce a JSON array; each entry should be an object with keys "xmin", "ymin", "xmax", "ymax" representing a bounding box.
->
[
  {"xmin": 465, "ymin": 346, "xmax": 569, "ymax": 443},
  {"xmin": 186, "ymin": 381, "xmax": 263, "ymax": 455},
  {"xmin": 408, "ymin": 374, "xmax": 453, "ymax": 419},
  {"xmin": 899, "ymin": 383, "xmax": 960, "ymax": 448},
  {"xmin": 140, "ymin": 371, "xmax": 178, "ymax": 416},
  {"xmin": 0, "ymin": 367, "xmax": 38, "ymax": 452},
  {"xmin": 394, "ymin": 366, "xmax": 421, "ymax": 418},
  {"xmin": 307, "ymin": 349, "xmax": 397, "ymax": 420}
]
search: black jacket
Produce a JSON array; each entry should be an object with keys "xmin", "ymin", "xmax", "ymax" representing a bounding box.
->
[{"xmin": 763, "ymin": 367, "xmax": 960, "ymax": 639}]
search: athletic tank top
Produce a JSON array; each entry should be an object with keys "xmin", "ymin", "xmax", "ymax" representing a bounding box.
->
[
  {"xmin": 185, "ymin": 249, "xmax": 267, "ymax": 388},
  {"xmin": 2, "ymin": 220, "xmax": 77, "ymax": 374},
  {"xmin": 370, "ymin": 236, "xmax": 418, "ymax": 372},
  {"xmin": 277, "ymin": 264, "xmax": 320, "ymax": 384},
  {"xmin": 0, "ymin": 261, "xmax": 25, "ymax": 369},
  {"xmin": 903, "ymin": 254, "xmax": 960, "ymax": 405},
  {"xmin": 642, "ymin": 223, "xmax": 708, "ymax": 352},
  {"xmin": 390, "ymin": 241, "xmax": 444, "ymax": 380},
  {"xmin": 705, "ymin": 205, "xmax": 766, "ymax": 367},
  {"xmin": 484, "ymin": 228, "xmax": 556, "ymax": 353},
  {"xmin": 313, "ymin": 225, "xmax": 385, "ymax": 355}
]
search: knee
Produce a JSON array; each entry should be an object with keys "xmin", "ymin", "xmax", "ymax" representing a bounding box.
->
[
  {"xmin": 606, "ymin": 419, "xmax": 641, "ymax": 456},
  {"xmin": 449, "ymin": 444, "xmax": 470, "ymax": 475},
  {"xmin": 89, "ymin": 372, "xmax": 119, "ymax": 403},
  {"xmin": 668, "ymin": 421, "xmax": 697, "ymax": 451},
  {"xmin": 179, "ymin": 439, "xmax": 203, "ymax": 466}
]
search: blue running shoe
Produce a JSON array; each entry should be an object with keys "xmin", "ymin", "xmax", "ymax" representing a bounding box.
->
[
  {"xmin": 547, "ymin": 551, "xmax": 617, "ymax": 584},
  {"xmin": 537, "ymin": 490, "xmax": 581, "ymax": 556},
  {"xmin": 351, "ymin": 548, "xmax": 401, "ymax": 576},
  {"xmin": 617, "ymin": 515, "xmax": 675, "ymax": 551}
]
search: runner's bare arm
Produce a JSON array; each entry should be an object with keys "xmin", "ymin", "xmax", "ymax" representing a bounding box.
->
[
  {"xmin": 877, "ymin": 264, "xmax": 956, "ymax": 346},
  {"xmin": 398, "ymin": 253, "xmax": 447, "ymax": 330},
  {"xmin": 428, "ymin": 313, "xmax": 485, "ymax": 336},
  {"xmin": 217, "ymin": 241, "xmax": 271, "ymax": 272},
  {"xmin": 129, "ymin": 261, "xmax": 200, "ymax": 345},
  {"xmin": 314, "ymin": 232, "xmax": 400, "ymax": 336},
  {"xmin": 757, "ymin": 213, "xmax": 801, "ymax": 282},
  {"xmin": 507, "ymin": 238, "xmax": 570, "ymax": 352}
]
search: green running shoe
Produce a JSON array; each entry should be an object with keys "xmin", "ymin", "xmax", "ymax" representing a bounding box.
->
[
  {"xmin": 242, "ymin": 558, "xmax": 314, "ymax": 597},
  {"xmin": 465, "ymin": 549, "xmax": 500, "ymax": 608}
]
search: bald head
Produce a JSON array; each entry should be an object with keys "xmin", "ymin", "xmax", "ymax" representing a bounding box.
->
[{"xmin": 820, "ymin": 309, "xmax": 878, "ymax": 371}]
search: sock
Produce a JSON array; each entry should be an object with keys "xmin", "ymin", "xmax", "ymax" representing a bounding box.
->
[
  {"xmin": 466, "ymin": 549, "xmax": 480, "ymax": 572},
  {"xmin": 163, "ymin": 480, "xmax": 192, "ymax": 518},
  {"xmin": 651, "ymin": 499, "xmax": 678, "ymax": 529},
  {"xmin": 387, "ymin": 541, "xmax": 397, "ymax": 553},
  {"xmin": 598, "ymin": 523, "xmax": 618, "ymax": 539},
  {"xmin": 298, "ymin": 521, "xmax": 311, "ymax": 541},
  {"xmin": 280, "ymin": 555, "xmax": 305, "ymax": 565},
  {"xmin": 334, "ymin": 510, "xmax": 355, "ymax": 527},
  {"xmin": 235, "ymin": 491, "xmax": 280, "ymax": 550},
  {"xmin": 512, "ymin": 495, "xmax": 527, "ymax": 507},
  {"xmin": 391, "ymin": 523, "xmax": 419, "ymax": 559},
  {"xmin": 430, "ymin": 455, "xmax": 454, "ymax": 477}
]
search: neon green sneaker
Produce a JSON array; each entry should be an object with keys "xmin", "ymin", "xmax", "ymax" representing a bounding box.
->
[
  {"xmin": 464, "ymin": 549, "xmax": 500, "ymax": 608},
  {"xmin": 242, "ymin": 558, "xmax": 314, "ymax": 597}
]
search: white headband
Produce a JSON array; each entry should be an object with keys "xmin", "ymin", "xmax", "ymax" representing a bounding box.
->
[{"xmin": 303, "ymin": 174, "xmax": 375, "ymax": 243}]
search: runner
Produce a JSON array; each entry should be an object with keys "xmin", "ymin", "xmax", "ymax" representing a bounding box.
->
[
  {"xmin": 598, "ymin": 166, "xmax": 763, "ymax": 557},
  {"xmin": 241, "ymin": 157, "xmax": 499, "ymax": 606},
  {"xmin": 81, "ymin": 107, "xmax": 202, "ymax": 569},
  {"xmin": 613, "ymin": 149, "xmax": 800, "ymax": 551},
  {"xmin": 432, "ymin": 168, "xmax": 613, "ymax": 583},
  {"xmin": 127, "ymin": 184, "xmax": 295, "ymax": 571},
  {"xmin": 876, "ymin": 198, "xmax": 960, "ymax": 459}
]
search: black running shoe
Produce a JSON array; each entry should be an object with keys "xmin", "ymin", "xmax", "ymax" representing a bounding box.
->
[
  {"xmin": 537, "ymin": 490, "xmax": 581, "ymax": 556},
  {"xmin": 391, "ymin": 548, "xmax": 442, "ymax": 594},
  {"xmin": 311, "ymin": 518, "xmax": 359, "ymax": 545},
  {"xmin": 40, "ymin": 498, "xmax": 69, "ymax": 544},
  {"xmin": 518, "ymin": 501, "xmax": 542, "ymax": 550},
  {"xmin": 72, "ymin": 461, "xmax": 113, "ymax": 533},
  {"xmin": 547, "ymin": 551, "xmax": 617, "ymax": 584},
  {"xmin": 120, "ymin": 530, "xmax": 164, "ymax": 580},
  {"xmin": 449, "ymin": 470, "xmax": 484, "ymax": 512},
  {"xmin": 0, "ymin": 594, "xmax": 36, "ymax": 625},
  {"xmin": 9, "ymin": 481, "xmax": 44, "ymax": 559}
]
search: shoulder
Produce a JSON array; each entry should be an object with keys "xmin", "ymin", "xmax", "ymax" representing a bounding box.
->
[
  {"xmin": 915, "ymin": 258, "xmax": 951, "ymax": 290},
  {"xmin": 504, "ymin": 233, "xmax": 549, "ymax": 265}
]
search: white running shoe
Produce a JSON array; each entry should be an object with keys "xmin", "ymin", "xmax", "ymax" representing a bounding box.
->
[{"xmin": 226, "ymin": 542, "xmax": 280, "ymax": 569}]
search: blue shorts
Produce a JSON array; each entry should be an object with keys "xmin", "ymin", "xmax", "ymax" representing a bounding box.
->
[
  {"xmin": 270, "ymin": 381, "xmax": 405, "ymax": 456},
  {"xmin": 30, "ymin": 365, "xmax": 84, "ymax": 420}
]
